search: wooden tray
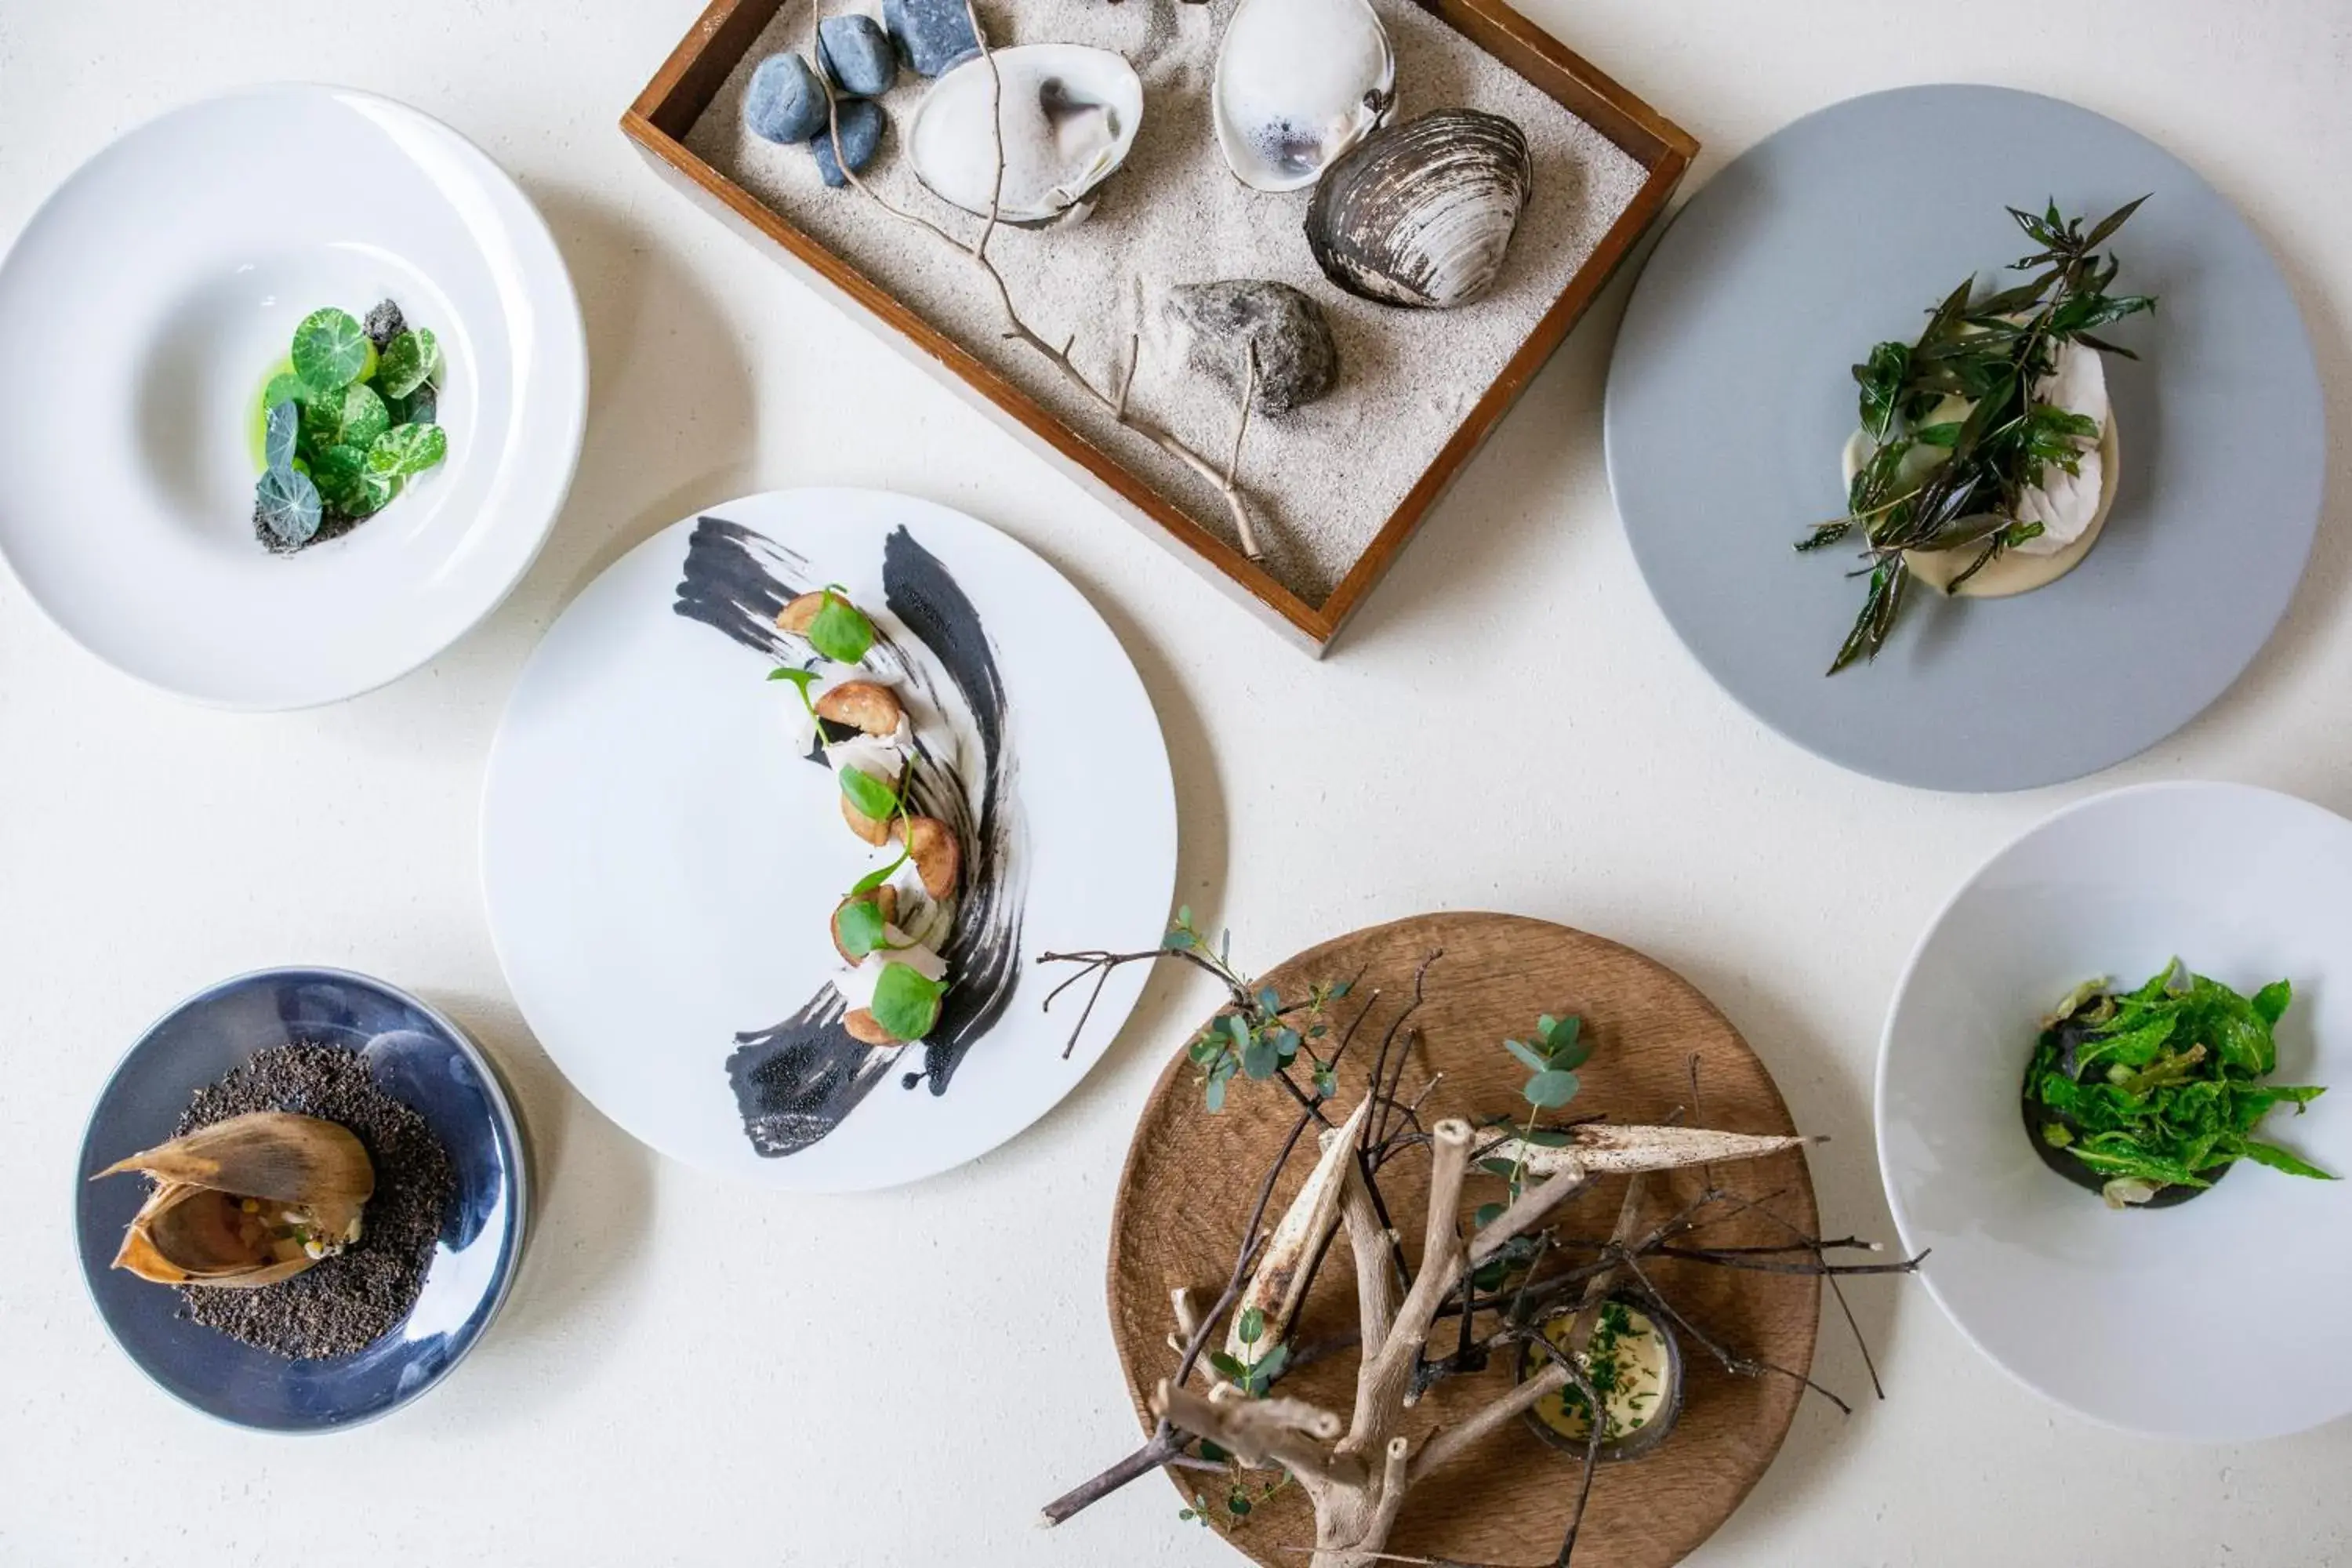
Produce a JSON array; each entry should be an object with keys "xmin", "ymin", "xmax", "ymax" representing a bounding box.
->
[
  {"xmin": 1106, "ymin": 913, "xmax": 1820, "ymax": 1567},
  {"xmin": 623, "ymin": 3, "xmax": 1697, "ymax": 654}
]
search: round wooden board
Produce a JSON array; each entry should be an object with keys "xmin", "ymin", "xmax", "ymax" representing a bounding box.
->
[{"xmin": 1106, "ymin": 913, "xmax": 1820, "ymax": 1568}]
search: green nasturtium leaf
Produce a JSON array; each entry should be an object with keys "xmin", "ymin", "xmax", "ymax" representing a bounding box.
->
[
  {"xmin": 390, "ymin": 383, "xmax": 437, "ymax": 428},
  {"xmin": 290, "ymin": 308, "xmax": 372, "ymax": 390},
  {"xmin": 835, "ymin": 896, "xmax": 888, "ymax": 960},
  {"xmin": 375, "ymin": 328, "xmax": 440, "ymax": 399},
  {"xmin": 337, "ymin": 383, "xmax": 391, "ymax": 451},
  {"xmin": 263, "ymin": 401, "xmax": 301, "ymax": 474},
  {"xmin": 838, "ymin": 764, "xmax": 898, "ymax": 822},
  {"xmin": 255, "ymin": 466, "xmax": 323, "ymax": 547},
  {"xmin": 366, "ymin": 422, "xmax": 447, "ymax": 478},
  {"xmin": 869, "ymin": 960, "xmax": 945, "ymax": 1042},
  {"xmin": 808, "ymin": 590, "xmax": 875, "ymax": 664},
  {"xmin": 309, "ymin": 444, "xmax": 371, "ymax": 510},
  {"xmin": 262, "ymin": 371, "xmax": 310, "ymax": 412}
]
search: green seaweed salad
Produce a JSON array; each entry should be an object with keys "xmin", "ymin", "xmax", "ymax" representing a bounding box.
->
[
  {"xmin": 252, "ymin": 301, "xmax": 448, "ymax": 554},
  {"xmin": 2024, "ymin": 960, "xmax": 2332, "ymax": 1209}
]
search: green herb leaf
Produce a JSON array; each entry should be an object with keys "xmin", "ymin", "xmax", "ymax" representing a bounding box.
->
[
  {"xmin": 254, "ymin": 466, "xmax": 323, "ymax": 546},
  {"xmin": 1523, "ymin": 1069, "xmax": 1581, "ymax": 1109},
  {"xmin": 1237, "ymin": 1305, "xmax": 1264, "ymax": 1345},
  {"xmin": 2238, "ymin": 1139, "xmax": 2336, "ymax": 1181},
  {"xmin": 263, "ymin": 401, "xmax": 301, "ymax": 474},
  {"xmin": 839, "ymin": 764, "xmax": 898, "ymax": 822},
  {"xmin": 1503, "ymin": 1038, "xmax": 1548, "ymax": 1074},
  {"xmin": 375, "ymin": 328, "xmax": 440, "ymax": 399},
  {"xmin": 1207, "ymin": 1351, "xmax": 1249, "ymax": 1381},
  {"xmin": 336, "ymin": 383, "xmax": 391, "ymax": 451},
  {"xmin": 869, "ymin": 960, "xmax": 944, "ymax": 1041},
  {"xmin": 768, "ymin": 666, "xmax": 818, "ymax": 690},
  {"xmin": 262, "ymin": 371, "xmax": 310, "ymax": 412},
  {"xmin": 290, "ymin": 307, "xmax": 372, "ymax": 390},
  {"xmin": 1542, "ymin": 1014, "xmax": 1588, "ymax": 1069},
  {"xmin": 1853, "ymin": 341, "xmax": 1910, "ymax": 440},
  {"xmin": 2252, "ymin": 979, "xmax": 2293, "ymax": 1029},
  {"xmin": 366, "ymin": 422, "xmax": 448, "ymax": 479},
  {"xmin": 835, "ymin": 895, "xmax": 888, "ymax": 960},
  {"xmin": 808, "ymin": 588, "xmax": 875, "ymax": 664},
  {"xmin": 1204, "ymin": 1073, "xmax": 1228, "ymax": 1112}
]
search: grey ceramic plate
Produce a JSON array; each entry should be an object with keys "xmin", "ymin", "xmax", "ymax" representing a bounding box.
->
[{"xmin": 1606, "ymin": 85, "xmax": 2322, "ymax": 792}]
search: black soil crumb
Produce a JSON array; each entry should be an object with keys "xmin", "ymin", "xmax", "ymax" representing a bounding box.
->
[
  {"xmin": 362, "ymin": 298, "xmax": 406, "ymax": 350},
  {"xmin": 252, "ymin": 505, "xmax": 364, "ymax": 555},
  {"xmin": 171, "ymin": 1043, "xmax": 456, "ymax": 1360}
]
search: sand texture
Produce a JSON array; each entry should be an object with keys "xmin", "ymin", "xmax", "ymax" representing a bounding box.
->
[{"xmin": 688, "ymin": 0, "xmax": 1646, "ymax": 603}]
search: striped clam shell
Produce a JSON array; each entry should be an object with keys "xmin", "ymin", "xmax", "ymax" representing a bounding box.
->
[{"xmin": 1303, "ymin": 110, "xmax": 1533, "ymax": 310}]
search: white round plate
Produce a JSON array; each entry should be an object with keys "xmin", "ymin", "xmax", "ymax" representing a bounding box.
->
[
  {"xmin": 0, "ymin": 85, "xmax": 586, "ymax": 708},
  {"xmin": 1878, "ymin": 782, "xmax": 2352, "ymax": 1439},
  {"xmin": 481, "ymin": 490, "xmax": 1177, "ymax": 1192}
]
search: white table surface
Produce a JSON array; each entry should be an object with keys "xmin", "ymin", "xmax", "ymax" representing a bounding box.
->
[{"xmin": 3, "ymin": 2, "xmax": 2347, "ymax": 1563}]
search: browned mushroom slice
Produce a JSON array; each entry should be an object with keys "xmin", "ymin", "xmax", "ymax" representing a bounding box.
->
[
  {"xmin": 842, "ymin": 1007, "xmax": 906, "ymax": 1047},
  {"xmin": 840, "ymin": 789, "xmax": 897, "ymax": 846},
  {"xmin": 829, "ymin": 885, "xmax": 900, "ymax": 964},
  {"xmin": 905, "ymin": 815, "xmax": 961, "ymax": 900},
  {"xmin": 775, "ymin": 590, "xmax": 829, "ymax": 635},
  {"xmin": 814, "ymin": 680, "xmax": 904, "ymax": 737}
]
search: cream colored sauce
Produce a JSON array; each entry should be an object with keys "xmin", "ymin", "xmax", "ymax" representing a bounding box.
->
[
  {"xmin": 1838, "ymin": 415, "xmax": 2120, "ymax": 599},
  {"xmin": 1526, "ymin": 1301, "xmax": 1669, "ymax": 1445}
]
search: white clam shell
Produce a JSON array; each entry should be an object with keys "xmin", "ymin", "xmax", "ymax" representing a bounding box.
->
[
  {"xmin": 1304, "ymin": 110, "xmax": 1533, "ymax": 309},
  {"xmin": 1211, "ymin": 0, "xmax": 1396, "ymax": 193},
  {"xmin": 906, "ymin": 43, "xmax": 1145, "ymax": 227}
]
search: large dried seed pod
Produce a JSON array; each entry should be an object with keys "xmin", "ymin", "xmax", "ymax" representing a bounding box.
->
[
  {"xmin": 1303, "ymin": 110, "xmax": 1533, "ymax": 310},
  {"xmin": 1211, "ymin": 0, "xmax": 1396, "ymax": 193},
  {"xmin": 1224, "ymin": 1099, "xmax": 1370, "ymax": 1363},
  {"xmin": 96, "ymin": 1112, "xmax": 375, "ymax": 1288}
]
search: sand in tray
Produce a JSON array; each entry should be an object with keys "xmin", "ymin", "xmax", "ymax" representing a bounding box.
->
[{"xmin": 689, "ymin": 0, "xmax": 1646, "ymax": 604}]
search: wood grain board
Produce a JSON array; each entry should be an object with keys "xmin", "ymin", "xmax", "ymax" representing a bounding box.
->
[
  {"xmin": 1105, "ymin": 913, "xmax": 1821, "ymax": 1568},
  {"xmin": 622, "ymin": 2, "xmax": 1696, "ymax": 653}
]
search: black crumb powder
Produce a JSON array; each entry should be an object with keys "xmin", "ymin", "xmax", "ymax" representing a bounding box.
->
[{"xmin": 169, "ymin": 1043, "xmax": 456, "ymax": 1361}]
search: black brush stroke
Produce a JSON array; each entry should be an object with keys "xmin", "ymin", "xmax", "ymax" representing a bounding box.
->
[{"xmin": 675, "ymin": 515, "xmax": 1022, "ymax": 1159}]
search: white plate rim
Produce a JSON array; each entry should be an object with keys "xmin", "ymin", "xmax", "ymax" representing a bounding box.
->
[{"xmin": 0, "ymin": 82, "xmax": 589, "ymax": 710}]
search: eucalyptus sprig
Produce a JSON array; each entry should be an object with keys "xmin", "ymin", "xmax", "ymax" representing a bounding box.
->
[
  {"xmin": 1168, "ymin": 909, "xmax": 1349, "ymax": 1110},
  {"xmin": 1471, "ymin": 1013, "xmax": 1593, "ymax": 1290},
  {"xmin": 1798, "ymin": 198, "xmax": 2156, "ymax": 673}
]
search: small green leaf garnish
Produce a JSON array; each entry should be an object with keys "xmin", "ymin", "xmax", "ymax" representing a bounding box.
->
[
  {"xmin": 255, "ymin": 466, "xmax": 323, "ymax": 546},
  {"xmin": 291, "ymin": 308, "xmax": 372, "ymax": 390},
  {"xmin": 375, "ymin": 328, "xmax": 440, "ymax": 399},
  {"xmin": 808, "ymin": 587, "xmax": 875, "ymax": 664},
  {"xmin": 366, "ymin": 422, "xmax": 447, "ymax": 478},
  {"xmin": 336, "ymin": 383, "xmax": 391, "ymax": 451},
  {"xmin": 1523, "ymin": 1069, "xmax": 1581, "ymax": 1109},
  {"xmin": 768, "ymin": 666, "xmax": 819, "ymax": 690},
  {"xmin": 835, "ymin": 895, "xmax": 889, "ymax": 960},
  {"xmin": 262, "ymin": 371, "xmax": 310, "ymax": 412},
  {"xmin": 263, "ymin": 401, "xmax": 301, "ymax": 474},
  {"xmin": 869, "ymin": 961, "xmax": 945, "ymax": 1042},
  {"xmin": 838, "ymin": 764, "xmax": 898, "ymax": 822}
]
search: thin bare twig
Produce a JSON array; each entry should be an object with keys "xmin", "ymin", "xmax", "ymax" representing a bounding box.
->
[{"xmin": 817, "ymin": 0, "xmax": 1268, "ymax": 557}]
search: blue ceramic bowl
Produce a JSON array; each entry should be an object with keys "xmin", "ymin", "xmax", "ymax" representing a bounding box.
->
[{"xmin": 75, "ymin": 968, "xmax": 528, "ymax": 1432}]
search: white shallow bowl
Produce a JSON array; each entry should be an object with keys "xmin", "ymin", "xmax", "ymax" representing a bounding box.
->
[
  {"xmin": 1879, "ymin": 782, "xmax": 2352, "ymax": 1439},
  {"xmin": 0, "ymin": 85, "xmax": 586, "ymax": 708}
]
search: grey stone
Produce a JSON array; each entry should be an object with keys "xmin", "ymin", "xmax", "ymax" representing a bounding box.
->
[
  {"xmin": 1165, "ymin": 280, "xmax": 1340, "ymax": 415},
  {"xmin": 813, "ymin": 98, "xmax": 887, "ymax": 188},
  {"xmin": 883, "ymin": 0, "xmax": 980, "ymax": 77},
  {"xmin": 818, "ymin": 14, "xmax": 898, "ymax": 97},
  {"xmin": 744, "ymin": 52, "xmax": 827, "ymax": 144}
]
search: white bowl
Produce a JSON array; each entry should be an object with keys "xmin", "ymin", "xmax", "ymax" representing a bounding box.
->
[
  {"xmin": 0, "ymin": 85, "xmax": 586, "ymax": 708},
  {"xmin": 1878, "ymin": 782, "xmax": 2352, "ymax": 1439}
]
